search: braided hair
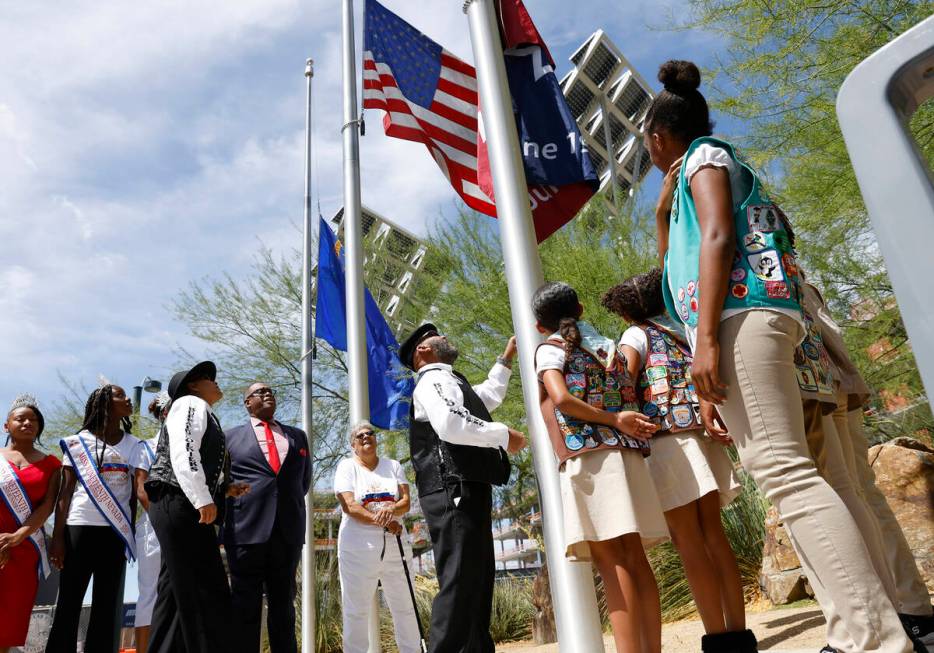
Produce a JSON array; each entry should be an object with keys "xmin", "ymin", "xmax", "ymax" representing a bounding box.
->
[
  {"xmin": 601, "ymin": 269, "xmax": 665, "ymax": 324},
  {"xmin": 532, "ymin": 282, "xmax": 582, "ymax": 357},
  {"xmin": 80, "ymin": 385, "xmax": 132, "ymax": 436}
]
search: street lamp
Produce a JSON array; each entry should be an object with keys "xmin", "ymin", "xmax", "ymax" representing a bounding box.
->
[{"xmin": 132, "ymin": 377, "xmax": 163, "ymax": 415}]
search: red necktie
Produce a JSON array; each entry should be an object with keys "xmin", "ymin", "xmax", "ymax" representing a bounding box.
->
[{"xmin": 261, "ymin": 421, "xmax": 281, "ymax": 474}]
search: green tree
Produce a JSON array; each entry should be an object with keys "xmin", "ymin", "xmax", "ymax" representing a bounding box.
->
[{"xmin": 678, "ymin": 0, "xmax": 934, "ymax": 438}]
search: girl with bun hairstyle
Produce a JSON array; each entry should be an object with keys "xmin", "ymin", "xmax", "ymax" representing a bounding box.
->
[
  {"xmin": 646, "ymin": 60, "xmax": 914, "ymax": 653},
  {"xmin": 602, "ymin": 269, "xmax": 752, "ymax": 652},
  {"xmin": 532, "ymin": 281, "xmax": 668, "ymax": 653}
]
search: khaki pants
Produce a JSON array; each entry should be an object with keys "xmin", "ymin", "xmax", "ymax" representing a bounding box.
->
[
  {"xmin": 716, "ymin": 311, "xmax": 911, "ymax": 653},
  {"xmin": 845, "ymin": 407, "xmax": 934, "ymax": 616}
]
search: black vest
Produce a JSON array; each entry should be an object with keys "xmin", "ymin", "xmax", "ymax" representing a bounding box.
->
[
  {"xmin": 409, "ymin": 370, "xmax": 511, "ymax": 497},
  {"xmin": 147, "ymin": 400, "xmax": 229, "ymax": 515}
]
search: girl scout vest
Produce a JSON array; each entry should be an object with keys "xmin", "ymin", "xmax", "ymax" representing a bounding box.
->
[
  {"xmin": 538, "ymin": 340, "xmax": 649, "ymax": 465},
  {"xmin": 662, "ymin": 136, "xmax": 803, "ymax": 327},
  {"xmin": 636, "ymin": 319, "xmax": 703, "ymax": 434},
  {"xmin": 795, "ymin": 291, "xmax": 837, "ymax": 411}
]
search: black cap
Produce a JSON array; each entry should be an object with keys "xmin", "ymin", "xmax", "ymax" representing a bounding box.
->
[
  {"xmin": 167, "ymin": 361, "xmax": 217, "ymax": 400},
  {"xmin": 399, "ymin": 323, "xmax": 439, "ymax": 371}
]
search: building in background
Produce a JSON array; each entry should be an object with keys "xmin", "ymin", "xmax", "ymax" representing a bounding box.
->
[
  {"xmin": 330, "ymin": 206, "xmax": 430, "ymax": 337},
  {"xmin": 560, "ymin": 30, "xmax": 655, "ymax": 213}
]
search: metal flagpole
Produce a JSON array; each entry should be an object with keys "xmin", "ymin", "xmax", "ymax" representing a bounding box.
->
[
  {"xmin": 600, "ymin": 96, "xmax": 622, "ymax": 217},
  {"xmin": 300, "ymin": 57, "xmax": 317, "ymax": 653},
  {"xmin": 461, "ymin": 2, "xmax": 606, "ymax": 652},
  {"xmin": 341, "ymin": 2, "xmax": 381, "ymax": 651}
]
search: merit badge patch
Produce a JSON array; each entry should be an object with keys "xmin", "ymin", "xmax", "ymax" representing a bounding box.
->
[
  {"xmin": 567, "ymin": 374, "xmax": 585, "ymax": 398},
  {"xmin": 686, "ymin": 280, "xmax": 697, "ymax": 296},
  {"xmin": 643, "ymin": 402, "xmax": 659, "ymax": 417},
  {"xmin": 672, "ymin": 404, "xmax": 694, "ymax": 428},
  {"xmin": 587, "ymin": 393, "xmax": 604, "ymax": 409},
  {"xmin": 565, "ymin": 433, "xmax": 585, "ymax": 451},
  {"xmin": 604, "ymin": 390, "xmax": 622, "ymax": 409},
  {"xmin": 648, "ymin": 353, "xmax": 668, "ymax": 367},
  {"xmin": 747, "ymin": 249, "xmax": 785, "ymax": 282},
  {"xmin": 678, "ymin": 287, "xmax": 686, "ymax": 302},
  {"xmin": 731, "ymin": 267, "xmax": 747, "ymax": 282},
  {"xmin": 796, "ymin": 366, "xmax": 818, "ymax": 392},
  {"xmin": 622, "ymin": 386, "xmax": 637, "ymax": 403},
  {"xmin": 782, "ymin": 253, "xmax": 798, "ymax": 276},
  {"xmin": 569, "ymin": 356, "xmax": 586, "ymax": 373},
  {"xmin": 647, "ymin": 366, "xmax": 667, "ymax": 382},
  {"xmin": 731, "ymin": 283, "xmax": 749, "ymax": 299},
  {"xmin": 690, "ymin": 297, "xmax": 698, "ymax": 313},
  {"xmin": 678, "ymin": 304, "xmax": 690, "ymax": 321},
  {"xmin": 598, "ymin": 426, "xmax": 619, "ymax": 446},
  {"xmin": 651, "ymin": 378, "xmax": 670, "ymax": 395},
  {"xmin": 765, "ymin": 280, "xmax": 790, "ymax": 299},
  {"xmin": 747, "ymin": 204, "xmax": 781, "ymax": 232},
  {"xmin": 744, "ymin": 231, "xmax": 768, "ymax": 252}
]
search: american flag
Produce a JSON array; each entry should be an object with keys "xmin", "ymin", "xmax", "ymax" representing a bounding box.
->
[{"xmin": 362, "ymin": 0, "xmax": 496, "ymax": 215}]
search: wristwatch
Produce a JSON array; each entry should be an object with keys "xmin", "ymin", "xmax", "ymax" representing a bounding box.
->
[{"xmin": 496, "ymin": 356, "xmax": 513, "ymax": 369}]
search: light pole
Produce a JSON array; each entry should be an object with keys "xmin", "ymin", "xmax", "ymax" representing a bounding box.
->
[{"xmin": 132, "ymin": 377, "xmax": 163, "ymax": 416}]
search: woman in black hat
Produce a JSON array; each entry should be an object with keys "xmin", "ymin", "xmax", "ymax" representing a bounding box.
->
[{"xmin": 145, "ymin": 361, "xmax": 249, "ymax": 653}]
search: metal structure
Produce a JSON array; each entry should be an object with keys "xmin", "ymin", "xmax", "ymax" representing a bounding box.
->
[
  {"xmin": 333, "ymin": 205, "xmax": 429, "ymax": 336},
  {"xmin": 462, "ymin": 1, "xmax": 606, "ymax": 651},
  {"xmin": 559, "ymin": 30, "xmax": 654, "ymax": 208},
  {"xmin": 836, "ymin": 15, "xmax": 934, "ymax": 400},
  {"xmin": 300, "ymin": 57, "xmax": 316, "ymax": 653}
]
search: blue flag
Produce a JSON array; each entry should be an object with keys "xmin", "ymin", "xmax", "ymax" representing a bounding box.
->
[{"xmin": 315, "ymin": 218, "xmax": 414, "ymax": 430}]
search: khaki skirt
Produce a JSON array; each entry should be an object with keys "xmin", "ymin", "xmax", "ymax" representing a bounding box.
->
[
  {"xmin": 646, "ymin": 429, "xmax": 742, "ymax": 513},
  {"xmin": 560, "ymin": 448, "xmax": 669, "ymax": 561}
]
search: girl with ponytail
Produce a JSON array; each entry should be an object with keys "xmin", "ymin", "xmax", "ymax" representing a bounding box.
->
[
  {"xmin": 532, "ymin": 281, "xmax": 667, "ymax": 653},
  {"xmin": 647, "ymin": 59, "xmax": 914, "ymax": 653}
]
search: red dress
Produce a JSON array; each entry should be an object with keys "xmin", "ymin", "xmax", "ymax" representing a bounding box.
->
[{"xmin": 0, "ymin": 454, "xmax": 61, "ymax": 646}]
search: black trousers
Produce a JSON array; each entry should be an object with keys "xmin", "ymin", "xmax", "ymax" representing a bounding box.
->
[
  {"xmin": 148, "ymin": 486, "xmax": 233, "ymax": 653},
  {"xmin": 227, "ymin": 522, "xmax": 301, "ymax": 653},
  {"xmin": 46, "ymin": 525, "xmax": 126, "ymax": 653},
  {"xmin": 420, "ymin": 482, "xmax": 495, "ymax": 653}
]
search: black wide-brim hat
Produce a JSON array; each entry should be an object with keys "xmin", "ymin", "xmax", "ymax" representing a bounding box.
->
[
  {"xmin": 167, "ymin": 361, "xmax": 217, "ymax": 400},
  {"xmin": 399, "ymin": 323, "xmax": 438, "ymax": 371}
]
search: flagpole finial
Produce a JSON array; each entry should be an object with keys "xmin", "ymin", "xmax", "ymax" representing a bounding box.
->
[
  {"xmin": 462, "ymin": 0, "xmax": 475, "ymax": 13},
  {"xmin": 306, "ymin": 58, "xmax": 315, "ymax": 77}
]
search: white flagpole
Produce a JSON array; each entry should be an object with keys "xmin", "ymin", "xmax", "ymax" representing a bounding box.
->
[
  {"xmin": 341, "ymin": 1, "xmax": 382, "ymax": 651},
  {"xmin": 461, "ymin": 2, "xmax": 606, "ymax": 651},
  {"xmin": 300, "ymin": 57, "xmax": 317, "ymax": 653}
]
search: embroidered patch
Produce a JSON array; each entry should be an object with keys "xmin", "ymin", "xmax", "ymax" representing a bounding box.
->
[
  {"xmin": 598, "ymin": 426, "xmax": 619, "ymax": 446},
  {"xmin": 648, "ymin": 353, "xmax": 668, "ymax": 367},
  {"xmin": 731, "ymin": 267, "xmax": 747, "ymax": 282},
  {"xmin": 672, "ymin": 404, "xmax": 694, "ymax": 428},
  {"xmin": 796, "ymin": 366, "xmax": 818, "ymax": 392},
  {"xmin": 747, "ymin": 249, "xmax": 785, "ymax": 282},
  {"xmin": 651, "ymin": 337, "xmax": 667, "ymax": 354},
  {"xmin": 678, "ymin": 304, "xmax": 690, "ymax": 321},
  {"xmin": 743, "ymin": 231, "xmax": 768, "ymax": 252},
  {"xmin": 747, "ymin": 204, "xmax": 781, "ymax": 232},
  {"xmin": 584, "ymin": 434, "xmax": 600, "ymax": 449},
  {"xmin": 765, "ymin": 280, "xmax": 790, "ymax": 299},
  {"xmin": 622, "ymin": 386, "xmax": 637, "ymax": 403},
  {"xmin": 643, "ymin": 402, "xmax": 659, "ymax": 417},
  {"xmin": 568, "ymin": 356, "xmax": 586, "ymax": 373},
  {"xmin": 587, "ymin": 393, "xmax": 604, "ymax": 409},
  {"xmin": 567, "ymin": 374, "xmax": 586, "ymax": 398},
  {"xmin": 646, "ymin": 366, "xmax": 667, "ymax": 382},
  {"xmin": 604, "ymin": 390, "xmax": 622, "ymax": 409},
  {"xmin": 782, "ymin": 253, "xmax": 798, "ymax": 276},
  {"xmin": 690, "ymin": 297, "xmax": 698, "ymax": 312},
  {"xmin": 686, "ymin": 280, "xmax": 697, "ymax": 296},
  {"xmin": 732, "ymin": 283, "xmax": 748, "ymax": 299},
  {"xmin": 678, "ymin": 287, "xmax": 686, "ymax": 302},
  {"xmin": 565, "ymin": 433, "xmax": 585, "ymax": 451},
  {"xmin": 651, "ymin": 378, "xmax": 670, "ymax": 395},
  {"xmin": 802, "ymin": 342, "xmax": 820, "ymax": 361}
]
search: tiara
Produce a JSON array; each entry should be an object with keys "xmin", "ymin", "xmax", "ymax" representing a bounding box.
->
[{"xmin": 10, "ymin": 394, "xmax": 39, "ymax": 412}]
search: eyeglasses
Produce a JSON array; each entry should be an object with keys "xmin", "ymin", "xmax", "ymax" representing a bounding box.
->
[
  {"xmin": 353, "ymin": 430, "xmax": 375, "ymax": 440},
  {"xmin": 246, "ymin": 388, "xmax": 276, "ymax": 400}
]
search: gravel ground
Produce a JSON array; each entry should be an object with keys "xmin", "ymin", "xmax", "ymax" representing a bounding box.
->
[{"xmin": 497, "ymin": 602, "xmax": 827, "ymax": 652}]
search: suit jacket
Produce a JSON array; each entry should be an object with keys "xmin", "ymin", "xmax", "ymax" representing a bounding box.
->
[{"xmin": 222, "ymin": 420, "xmax": 312, "ymax": 548}]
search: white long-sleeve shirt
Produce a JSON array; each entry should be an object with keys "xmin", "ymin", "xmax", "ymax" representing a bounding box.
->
[
  {"xmin": 163, "ymin": 395, "xmax": 216, "ymax": 509},
  {"xmin": 412, "ymin": 362, "xmax": 511, "ymax": 450}
]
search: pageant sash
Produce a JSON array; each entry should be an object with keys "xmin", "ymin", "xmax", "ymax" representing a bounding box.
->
[
  {"xmin": 0, "ymin": 455, "xmax": 51, "ymax": 578},
  {"xmin": 141, "ymin": 440, "xmax": 156, "ymax": 467},
  {"xmin": 60, "ymin": 435, "xmax": 136, "ymax": 561}
]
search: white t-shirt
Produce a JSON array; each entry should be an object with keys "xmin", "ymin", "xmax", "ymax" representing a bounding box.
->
[
  {"xmin": 129, "ymin": 439, "xmax": 157, "ymax": 473},
  {"xmin": 534, "ymin": 342, "xmax": 566, "ymax": 377},
  {"xmin": 63, "ymin": 431, "xmax": 140, "ymax": 527},
  {"xmin": 333, "ymin": 457, "xmax": 408, "ymax": 551},
  {"xmin": 682, "ymin": 143, "xmax": 803, "ymax": 346},
  {"xmin": 619, "ymin": 326, "xmax": 649, "ymax": 366}
]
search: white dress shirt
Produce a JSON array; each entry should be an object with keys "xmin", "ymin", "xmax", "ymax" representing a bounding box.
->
[
  {"xmin": 250, "ymin": 417, "xmax": 290, "ymax": 467},
  {"xmin": 163, "ymin": 395, "xmax": 218, "ymax": 509},
  {"xmin": 412, "ymin": 362, "xmax": 511, "ymax": 450}
]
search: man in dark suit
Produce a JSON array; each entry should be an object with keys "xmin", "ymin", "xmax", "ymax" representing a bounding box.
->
[{"xmin": 223, "ymin": 382, "xmax": 311, "ymax": 653}]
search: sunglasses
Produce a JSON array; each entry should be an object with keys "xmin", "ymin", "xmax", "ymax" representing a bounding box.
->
[
  {"xmin": 246, "ymin": 387, "xmax": 277, "ymax": 400},
  {"xmin": 353, "ymin": 430, "xmax": 375, "ymax": 440}
]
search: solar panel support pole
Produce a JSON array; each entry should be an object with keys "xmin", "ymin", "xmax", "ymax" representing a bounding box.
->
[
  {"xmin": 300, "ymin": 56, "xmax": 317, "ymax": 653},
  {"xmin": 342, "ymin": 1, "xmax": 381, "ymax": 651},
  {"xmin": 600, "ymin": 96, "xmax": 621, "ymax": 217},
  {"xmin": 462, "ymin": 1, "xmax": 606, "ymax": 651}
]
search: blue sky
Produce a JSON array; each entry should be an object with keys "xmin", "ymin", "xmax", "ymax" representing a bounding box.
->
[{"xmin": 0, "ymin": 1, "xmax": 727, "ymax": 422}]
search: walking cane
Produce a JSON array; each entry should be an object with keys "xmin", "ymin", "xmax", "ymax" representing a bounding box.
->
[{"xmin": 395, "ymin": 533, "xmax": 428, "ymax": 653}]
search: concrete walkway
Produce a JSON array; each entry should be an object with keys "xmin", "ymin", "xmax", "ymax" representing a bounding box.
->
[{"xmin": 498, "ymin": 603, "xmax": 827, "ymax": 652}]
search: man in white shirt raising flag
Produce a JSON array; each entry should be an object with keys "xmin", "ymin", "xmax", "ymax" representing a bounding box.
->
[{"xmin": 399, "ymin": 324, "xmax": 527, "ymax": 653}]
